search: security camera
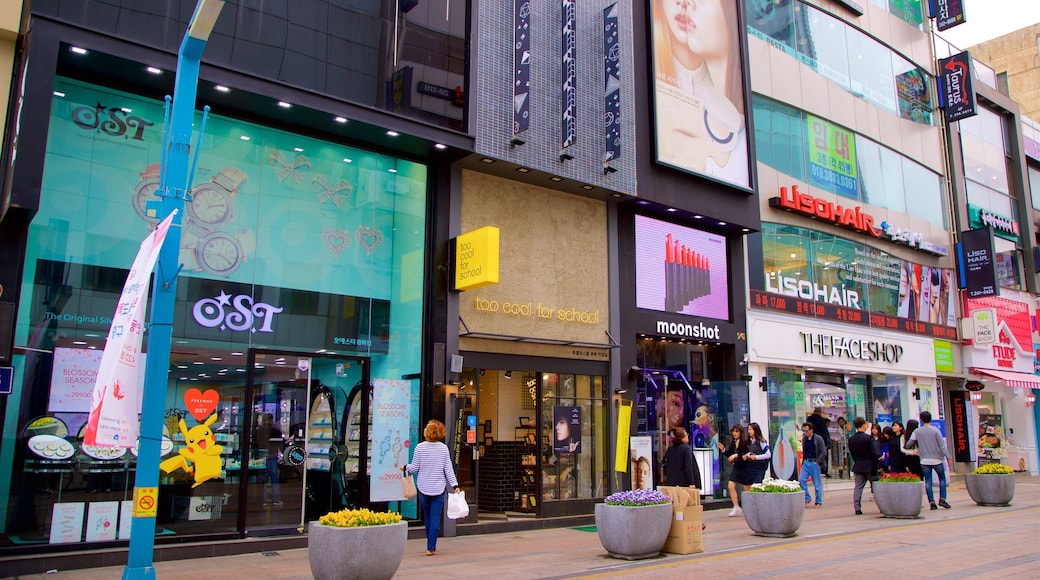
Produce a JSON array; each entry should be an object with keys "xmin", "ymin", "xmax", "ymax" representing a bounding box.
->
[{"xmin": 739, "ymin": 353, "xmax": 749, "ymax": 367}]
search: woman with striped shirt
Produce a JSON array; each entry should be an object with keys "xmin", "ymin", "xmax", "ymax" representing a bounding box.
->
[{"xmin": 402, "ymin": 420, "xmax": 460, "ymax": 555}]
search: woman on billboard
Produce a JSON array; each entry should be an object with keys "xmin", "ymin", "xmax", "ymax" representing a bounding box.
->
[{"xmin": 652, "ymin": 0, "xmax": 749, "ymax": 188}]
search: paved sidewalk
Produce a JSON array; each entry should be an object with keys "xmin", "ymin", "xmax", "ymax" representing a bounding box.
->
[{"xmin": 6, "ymin": 474, "xmax": 1038, "ymax": 579}]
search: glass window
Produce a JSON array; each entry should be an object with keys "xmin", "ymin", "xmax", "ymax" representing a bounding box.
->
[
  {"xmin": 541, "ymin": 374, "xmax": 608, "ymax": 501},
  {"xmin": 746, "ymin": 0, "xmax": 798, "ymax": 56},
  {"xmin": 798, "ymin": 8, "xmax": 851, "ymax": 90},
  {"xmin": 753, "ymin": 99, "xmax": 806, "ymax": 182},
  {"xmin": 959, "ymin": 108, "xmax": 1010, "ymax": 194},
  {"xmin": 902, "ymin": 157, "xmax": 945, "ymax": 228},
  {"xmin": 888, "ymin": 0, "xmax": 924, "ymax": 28},
  {"xmin": 847, "ymin": 28, "xmax": 896, "ymax": 112},
  {"xmin": 966, "ymin": 181, "xmax": 1015, "ymax": 217},
  {"xmin": 994, "ymin": 238, "xmax": 1022, "ymax": 290},
  {"xmin": 1029, "ymin": 166, "xmax": 1040, "ymax": 211}
]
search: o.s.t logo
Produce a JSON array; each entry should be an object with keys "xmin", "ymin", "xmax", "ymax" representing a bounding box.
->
[
  {"xmin": 71, "ymin": 103, "xmax": 154, "ymax": 141},
  {"xmin": 192, "ymin": 291, "xmax": 283, "ymax": 333}
]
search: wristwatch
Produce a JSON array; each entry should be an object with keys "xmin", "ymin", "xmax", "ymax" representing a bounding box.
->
[
  {"xmin": 193, "ymin": 227, "xmax": 257, "ymax": 277},
  {"xmin": 132, "ymin": 163, "xmax": 163, "ymax": 225},
  {"xmin": 188, "ymin": 166, "xmax": 247, "ymax": 227}
]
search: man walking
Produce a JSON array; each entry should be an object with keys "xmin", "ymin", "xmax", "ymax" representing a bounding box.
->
[
  {"xmin": 849, "ymin": 417, "xmax": 880, "ymax": 515},
  {"xmin": 807, "ymin": 407, "xmax": 831, "ymax": 477},
  {"xmin": 799, "ymin": 422, "xmax": 825, "ymax": 506},
  {"xmin": 906, "ymin": 411, "xmax": 951, "ymax": 510}
]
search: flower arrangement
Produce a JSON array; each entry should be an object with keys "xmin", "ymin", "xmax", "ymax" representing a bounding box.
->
[
  {"xmin": 878, "ymin": 471, "xmax": 922, "ymax": 483},
  {"xmin": 318, "ymin": 508, "xmax": 402, "ymax": 528},
  {"xmin": 603, "ymin": 489, "xmax": 671, "ymax": 507},
  {"xmin": 972, "ymin": 463, "xmax": 1013, "ymax": 475},
  {"xmin": 749, "ymin": 478, "xmax": 802, "ymax": 493}
]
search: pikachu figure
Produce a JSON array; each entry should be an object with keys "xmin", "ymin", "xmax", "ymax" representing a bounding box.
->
[{"xmin": 160, "ymin": 413, "xmax": 224, "ymax": 488}]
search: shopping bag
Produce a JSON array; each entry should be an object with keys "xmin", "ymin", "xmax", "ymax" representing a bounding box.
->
[
  {"xmin": 446, "ymin": 490, "xmax": 469, "ymax": 520},
  {"xmin": 401, "ymin": 474, "xmax": 417, "ymax": 499}
]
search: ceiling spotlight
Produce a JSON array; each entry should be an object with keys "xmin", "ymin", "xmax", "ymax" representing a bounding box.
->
[
  {"xmin": 481, "ymin": 158, "xmax": 495, "ymax": 164},
  {"xmin": 718, "ymin": 221, "xmax": 727, "ymax": 226},
  {"xmin": 277, "ymin": 101, "xmax": 292, "ymax": 108},
  {"xmin": 434, "ymin": 143, "xmax": 447, "ymax": 150},
  {"xmin": 343, "ymin": 158, "xmax": 353, "ymax": 163},
  {"xmin": 334, "ymin": 116, "xmax": 347, "ymax": 123},
  {"xmin": 693, "ymin": 215, "xmax": 703, "ymax": 219},
  {"xmin": 516, "ymin": 167, "xmax": 530, "ymax": 173},
  {"xmin": 70, "ymin": 46, "xmax": 88, "ymax": 55},
  {"xmin": 53, "ymin": 91, "xmax": 66, "ymax": 98},
  {"xmin": 386, "ymin": 130, "xmax": 399, "ymax": 137},
  {"xmin": 581, "ymin": 185, "xmax": 594, "ymax": 190},
  {"xmin": 611, "ymin": 193, "xmax": 623, "ymax": 198},
  {"xmin": 239, "ymin": 135, "xmax": 250, "ymax": 141},
  {"xmin": 667, "ymin": 208, "xmax": 677, "ymax": 212},
  {"xmin": 550, "ymin": 176, "xmax": 564, "ymax": 182},
  {"xmin": 742, "ymin": 228, "xmax": 750, "ymax": 232},
  {"xmin": 146, "ymin": 66, "xmax": 162, "ymax": 74},
  {"xmin": 214, "ymin": 85, "xmax": 230, "ymax": 93}
]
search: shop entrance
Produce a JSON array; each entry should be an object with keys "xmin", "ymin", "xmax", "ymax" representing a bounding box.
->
[{"xmin": 241, "ymin": 350, "xmax": 369, "ymax": 535}]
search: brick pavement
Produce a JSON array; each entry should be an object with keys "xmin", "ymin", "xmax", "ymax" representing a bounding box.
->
[{"xmin": 4, "ymin": 474, "xmax": 1038, "ymax": 579}]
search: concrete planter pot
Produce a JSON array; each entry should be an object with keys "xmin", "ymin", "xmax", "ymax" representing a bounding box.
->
[
  {"xmin": 594, "ymin": 502, "xmax": 672, "ymax": 560},
  {"xmin": 742, "ymin": 491, "xmax": 805, "ymax": 537},
  {"xmin": 308, "ymin": 521, "xmax": 407, "ymax": 580},
  {"xmin": 964, "ymin": 473, "xmax": 1015, "ymax": 506},
  {"xmin": 874, "ymin": 481, "xmax": 923, "ymax": 518}
]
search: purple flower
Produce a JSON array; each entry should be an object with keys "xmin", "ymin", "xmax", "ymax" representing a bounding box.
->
[{"xmin": 603, "ymin": 489, "xmax": 671, "ymax": 506}]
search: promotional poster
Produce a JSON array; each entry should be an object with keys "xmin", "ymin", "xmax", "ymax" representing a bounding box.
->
[
  {"xmin": 370, "ymin": 378, "xmax": 412, "ymax": 502},
  {"xmin": 630, "ymin": 436, "xmax": 653, "ymax": 490},
  {"xmin": 553, "ymin": 405, "xmax": 581, "ymax": 454}
]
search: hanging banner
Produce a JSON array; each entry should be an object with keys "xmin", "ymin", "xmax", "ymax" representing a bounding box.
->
[
  {"xmin": 614, "ymin": 402, "xmax": 632, "ymax": 472},
  {"xmin": 513, "ymin": 0, "xmax": 531, "ymax": 137},
  {"xmin": 84, "ymin": 210, "xmax": 176, "ymax": 447},
  {"xmin": 957, "ymin": 227, "xmax": 997, "ymax": 299},
  {"xmin": 370, "ymin": 378, "xmax": 413, "ymax": 502},
  {"xmin": 938, "ymin": 51, "xmax": 977, "ymax": 123},
  {"xmin": 561, "ymin": 0, "xmax": 577, "ymax": 150},
  {"xmin": 603, "ymin": 3, "xmax": 620, "ymax": 164},
  {"xmin": 949, "ymin": 390, "xmax": 972, "ymax": 463}
]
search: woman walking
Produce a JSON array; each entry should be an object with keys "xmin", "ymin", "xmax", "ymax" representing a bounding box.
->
[
  {"xmin": 744, "ymin": 422, "xmax": 772, "ymax": 485},
  {"xmin": 402, "ymin": 420, "xmax": 460, "ymax": 556},
  {"xmin": 664, "ymin": 427, "xmax": 701, "ymax": 487},
  {"xmin": 901, "ymin": 419, "xmax": 923, "ymax": 478},
  {"xmin": 718, "ymin": 424, "xmax": 750, "ymax": 516}
]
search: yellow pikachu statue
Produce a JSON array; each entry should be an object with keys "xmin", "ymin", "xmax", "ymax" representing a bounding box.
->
[{"xmin": 160, "ymin": 413, "xmax": 224, "ymax": 488}]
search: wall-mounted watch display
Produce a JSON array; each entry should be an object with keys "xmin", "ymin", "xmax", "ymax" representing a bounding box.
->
[
  {"xmin": 195, "ymin": 227, "xmax": 257, "ymax": 277},
  {"xmin": 187, "ymin": 166, "xmax": 246, "ymax": 227},
  {"xmin": 131, "ymin": 162, "xmax": 162, "ymax": 226}
]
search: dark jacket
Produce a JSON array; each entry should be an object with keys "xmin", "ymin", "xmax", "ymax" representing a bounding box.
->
[
  {"xmin": 849, "ymin": 431, "xmax": 881, "ymax": 474},
  {"xmin": 663, "ymin": 442, "xmax": 701, "ymax": 487},
  {"xmin": 801, "ymin": 433, "xmax": 827, "ymax": 465},
  {"xmin": 806, "ymin": 414, "xmax": 831, "ymax": 446},
  {"xmin": 887, "ymin": 437, "xmax": 906, "ymax": 472}
]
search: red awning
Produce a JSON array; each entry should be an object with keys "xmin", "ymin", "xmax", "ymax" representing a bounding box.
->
[{"xmin": 972, "ymin": 368, "xmax": 1040, "ymax": 389}]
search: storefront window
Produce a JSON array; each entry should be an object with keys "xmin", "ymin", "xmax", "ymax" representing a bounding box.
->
[
  {"xmin": 541, "ymin": 374, "xmax": 608, "ymax": 502},
  {"xmin": 1, "ymin": 77, "xmax": 428, "ymax": 546}
]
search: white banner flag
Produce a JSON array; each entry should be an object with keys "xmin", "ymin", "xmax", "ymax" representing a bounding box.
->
[{"xmin": 84, "ymin": 211, "xmax": 176, "ymax": 447}]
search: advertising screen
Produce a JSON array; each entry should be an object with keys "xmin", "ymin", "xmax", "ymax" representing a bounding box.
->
[
  {"xmin": 649, "ymin": 0, "xmax": 752, "ymax": 190},
  {"xmin": 635, "ymin": 215, "xmax": 729, "ymax": 320}
]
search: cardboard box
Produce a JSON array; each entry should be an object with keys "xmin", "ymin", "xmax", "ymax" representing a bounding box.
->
[
  {"xmin": 661, "ymin": 506, "xmax": 703, "ymax": 555},
  {"xmin": 657, "ymin": 485, "xmax": 700, "ymax": 508}
]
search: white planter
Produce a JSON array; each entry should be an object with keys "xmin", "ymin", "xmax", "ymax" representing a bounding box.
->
[
  {"xmin": 308, "ymin": 521, "xmax": 407, "ymax": 580},
  {"xmin": 742, "ymin": 491, "xmax": 804, "ymax": 537},
  {"xmin": 874, "ymin": 481, "xmax": 923, "ymax": 519},
  {"xmin": 964, "ymin": 473, "xmax": 1015, "ymax": 506},
  {"xmin": 594, "ymin": 502, "xmax": 672, "ymax": 560}
]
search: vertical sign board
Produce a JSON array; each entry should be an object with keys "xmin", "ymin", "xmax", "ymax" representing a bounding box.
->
[
  {"xmin": 561, "ymin": 0, "xmax": 577, "ymax": 150},
  {"xmin": 603, "ymin": 4, "xmax": 620, "ymax": 164},
  {"xmin": 806, "ymin": 115, "xmax": 858, "ymax": 198},
  {"xmin": 949, "ymin": 390, "xmax": 972, "ymax": 463},
  {"xmin": 957, "ymin": 228, "xmax": 997, "ymax": 298},
  {"xmin": 454, "ymin": 226, "xmax": 500, "ymax": 291},
  {"xmin": 934, "ymin": 0, "xmax": 967, "ymax": 31},
  {"xmin": 938, "ymin": 51, "xmax": 977, "ymax": 123},
  {"xmin": 386, "ymin": 66, "xmax": 413, "ymax": 114},
  {"xmin": 513, "ymin": 0, "xmax": 531, "ymax": 137}
]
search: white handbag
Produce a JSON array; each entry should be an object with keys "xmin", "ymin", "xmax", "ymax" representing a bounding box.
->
[{"xmin": 446, "ymin": 490, "xmax": 469, "ymax": 520}]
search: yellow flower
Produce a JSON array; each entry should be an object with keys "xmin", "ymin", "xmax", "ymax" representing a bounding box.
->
[
  {"xmin": 318, "ymin": 508, "xmax": 402, "ymax": 528},
  {"xmin": 972, "ymin": 463, "xmax": 1013, "ymax": 475}
]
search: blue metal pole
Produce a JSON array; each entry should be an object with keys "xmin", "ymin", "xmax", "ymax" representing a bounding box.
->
[{"xmin": 123, "ymin": 5, "xmax": 217, "ymax": 578}]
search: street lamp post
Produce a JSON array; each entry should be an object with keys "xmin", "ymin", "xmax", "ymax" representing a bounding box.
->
[{"xmin": 124, "ymin": 2, "xmax": 224, "ymax": 578}]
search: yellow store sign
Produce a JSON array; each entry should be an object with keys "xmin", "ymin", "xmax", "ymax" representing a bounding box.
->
[{"xmin": 454, "ymin": 226, "xmax": 500, "ymax": 291}]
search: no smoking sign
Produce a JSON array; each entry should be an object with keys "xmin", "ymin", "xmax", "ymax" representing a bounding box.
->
[{"xmin": 133, "ymin": 487, "xmax": 158, "ymax": 518}]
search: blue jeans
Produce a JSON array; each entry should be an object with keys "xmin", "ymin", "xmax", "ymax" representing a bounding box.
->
[
  {"xmin": 418, "ymin": 491, "xmax": 446, "ymax": 552},
  {"xmin": 799, "ymin": 460, "xmax": 823, "ymax": 504},
  {"xmin": 921, "ymin": 462, "xmax": 947, "ymax": 504}
]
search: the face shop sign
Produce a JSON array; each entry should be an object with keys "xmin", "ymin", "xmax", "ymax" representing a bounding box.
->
[
  {"xmin": 799, "ymin": 332, "xmax": 903, "ymax": 363},
  {"xmin": 193, "ymin": 291, "xmax": 283, "ymax": 332}
]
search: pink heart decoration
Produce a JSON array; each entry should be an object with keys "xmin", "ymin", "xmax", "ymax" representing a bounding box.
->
[
  {"xmin": 322, "ymin": 227, "xmax": 351, "ymax": 257},
  {"xmin": 184, "ymin": 388, "xmax": 219, "ymax": 422},
  {"xmin": 355, "ymin": 226, "xmax": 383, "ymax": 255}
]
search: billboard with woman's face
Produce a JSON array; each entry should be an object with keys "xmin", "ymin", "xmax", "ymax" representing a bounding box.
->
[{"xmin": 650, "ymin": 0, "xmax": 752, "ymax": 190}]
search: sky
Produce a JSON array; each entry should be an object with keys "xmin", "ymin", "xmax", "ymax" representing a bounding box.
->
[{"xmin": 934, "ymin": 0, "xmax": 1040, "ymax": 49}]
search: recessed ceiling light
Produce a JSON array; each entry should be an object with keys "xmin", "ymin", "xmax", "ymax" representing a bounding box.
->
[
  {"xmin": 742, "ymin": 228, "xmax": 750, "ymax": 232},
  {"xmin": 316, "ymin": 349, "xmax": 327, "ymax": 354},
  {"xmin": 210, "ymin": 357, "xmax": 223, "ymax": 361},
  {"xmin": 581, "ymin": 185, "xmax": 594, "ymax": 190},
  {"xmin": 693, "ymin": 215, "xmax": 703, "ymax": 219},
  {"xmin": 516, "ymin": 167, "xmax": 530, "ymax": 173},
  {"xmin": 386, "ymin": 130, "xmax": 399, "ymax": 137},
  {"xmin": 294, "ymin": 147, "xmax": 303, "ymax": 152},
  {"xmin": 70, "ymin": 46, "xmax": 88, "ymax": 55},
  {"xmin": 53, "ymin": 91, "xmax": 65, "ymax": 98},
  {"xmin": 791, "ymin": 253, "xmax": 797, "ymax": 258},
  {"xmin": 73, "ymin": 341, "xmax": 87, "ymax": 345},
  {"xmin": 214, "ymin": 85, "xmax": 230, "ymax": 93},
  {"xmin": 389, "ymin": 168, "xmax": 397, "ymax": 173},
  {"xmin": 177, "ymin": 365, "xmax": 188, "ymax": 369},
  {"xmin": 637, "ymin": 200, "xmax": 650, "ymax": 205},
  {"xmin": 434, "ymin": 143, "xmax": 447, "ymax": 150},
  {"xmin": 667, "ymin": 208, "xmax": 677, "ymax": 212},
  {"xmin": 718, "ymin": 221, "xmax": 726, "ymax": 226},
  {"xmin": 240, "ymin": 135, "xmax": 250, "ymax": 141},
  {"xmin": 334, "ymin": 116, "xmax": 347, "ymax": 123},
  {"xmin": 277, "ymin": 101, "xmax": 292, "ymax": 108},
  {"xmin": 612, "ymin": 193, "xmax": 623, "ymax": 198},
  {"xmin": 193, "ymin": 361, "xmax": 204, "ymax": 365},
  {"xmin": 481, "ymin": 158, "xmax": 495, "ymax": 163},
  {"xmin": 343, "ymin": 158, "xmax": 353, "ymax": 163},
  {"xmin": 121, "ymin": 107, "xmax": 132, "ymax": 113},
  {"xmin": 231, "ymin": 352, "xmax": 243, "ymax": 356},
  {"xmin": 146, "ymin": 66, "xmax": 162, "ymax": 74},
  {"xmin": 550, "ymin": 176, "xmax": 563, "ymax": 182}
]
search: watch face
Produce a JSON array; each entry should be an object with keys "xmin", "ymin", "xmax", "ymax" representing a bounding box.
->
[
  {"xmin": 196, "ymin": 231, "xmax": 242, "ymax": 276},
  {"xmin": 189, "ymin": 183, "xmax": 233, "ymax": 226},
  {"xmin": 133, "ymin": 178, "xmax": 161, "ymax": 224}
]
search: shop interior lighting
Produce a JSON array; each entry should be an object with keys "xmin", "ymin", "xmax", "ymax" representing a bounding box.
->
[
  {"xmin": 434, "ymin": 143, "xmax": 447, "ymax": 150},
  {"xmin": 293, "ymin": 147, "xmax": 303, "ymax": 152},
  {"xmin": 581, "ymin": 185, "xmax": 594, "ymax": 190},
  {"xmin": 667, "ymin": 208, "xmax": 677, "ymax": 212},
  {"xmin": 277, "ymin": 101, "xmax": 292, "ymax": 108},
  {"xmin": 70, "ymin": 46, "xmax": 88, "ymax": 55},
  {"xmin": 343, "ymin": 158, "xmax": 352, "ymax": 163},
  {"xmin": 214, "ymin": 85, "xmax": 231, "ymax": 93},
  {"xmin": 239, "ymin": 135, "xmax": 250, "ymax": 141},
  {"xmin": 388, "ymin": 168, "xmax": 397, "ymax": 173},
  {"xmin": 516, "ymin": 167, "xmax": 530, "ymax": 173},
  {"xmin": 742, "ymin": 228, "xmax": 750, "ymax": 232},
  {"xmin": 481, "ymin": 158, "xmax": 495, "ymax": 163},
  {"xmin": 1026, "ymin": 393, "xmax": 1036, "ymax": 406},
  {"xmin": 146, "ymin": 66, "xmax": 163, "ymax": 74},
  {"xmin": 53, "ymin": 91, "xmax": 66, "ymax": 98},
  {"xmin": 693, "ymin": 215, "xmax": 702, "ymax": 219},
  {"xmin": 386, "ymin": 130, "xmax": 399, "ymax": 137},
  {"xmin": 612, "ymin": 193, "xmax": 623, "ymax": 198},
  {"xmin": 550, "ymin": 176, "xmax": 564, "ymax": 182},
  {"xmin": 334, "ymin": 116, "xmax": 347, "ymax": 123}
]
